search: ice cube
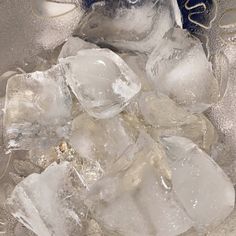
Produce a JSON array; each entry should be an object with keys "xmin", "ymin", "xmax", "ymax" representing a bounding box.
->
[
  {"xmin": 0, "ymin": 71, "xmax": 19, "ymax": 97},
  {"xmin": 120, "ymin": 53, "xmax": 152, "ymax": 91},
  {"xmin": 161, "ymin": 136, "xmax": 235, "ymax": 230},
  {"xmin": 149, "ymin": 114, "xmax": 218, "ymax": 153},
  {"xmin": 126, "ymin": 91, "xmax": 218, "ymax": 153},
  {"xmin": 88, "ymin": 132, "xmax": 192, "ymax": 236},
  {"xmin": 7, "ymin": 162, "xmax": 87, "ymax": 236},
  {"xmin": 139, "ymin": 92, "xmax": 218, "ymax": 152},
  {"xmin": 139, "ymin": 92, "xmax": 193, "ymax": 127},
  {"xmin": 69, "ymin": 113, "xmax": 135, "ymax": 167},
  {"xmin": 146, "ymin": 28, "xmax": 219, "ymax": 112},
  {"xmin": 58, "ymin": 36, "xmax": 98, "ymax": 59},
  {"xmin": 0, "ymin": 149, "xmax": 47, "ymax": 236},
  {"xmin": 77, "ymin": 0, "xmax": 182, "ymax": 53},
  {"xmin": 4, "ymin": 66, "xmax": 72, "ymax": 150},
  {"xmin": 61, "ymin": 48, "xmax": 141, "ymax": 119}
]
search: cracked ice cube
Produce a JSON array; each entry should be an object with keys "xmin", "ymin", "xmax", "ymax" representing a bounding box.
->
[
  {"xmin": 146, "ymin": 28, "xmax": 219, "ymax": 112},
  {"xmin": 61, "ymin": 48, "xmax": 141, "ymax": 119},
  {"xmin": 4, "ymin": 66, "xmax": 72, "ymax": 150},
  {"xmin": 161, "ymin": 136, "xmax": 235, "ymax": 230},
  {"xmin": 7, "ymin": 162, "xmax": 87, "ymax": 236}
]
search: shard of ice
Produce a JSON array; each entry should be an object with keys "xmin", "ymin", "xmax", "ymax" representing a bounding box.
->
[
  {"xmin": 7, "ymin": 162, "xmax": 87, "ymax": 236},
  {"xmin": 77, "ymin": 0, "xmax": 182, "ymax": 53},
  {"xmin": 61, "ymin": 48, "xmax": 141, "ymax": 119},
  {"xmin": 146, "ymin": 28, "xmax": 219, "ymax": 113},
  {"xmin": 4, "ymin": 66, "xmax": 72, "ymax": 150},
  {"xmin": 161, "ymin": 136, "xmax": 235, "ymax": 230},
  {"xmin": 87, "ymin": 132, "xmax": 193, "ymax": 236}
]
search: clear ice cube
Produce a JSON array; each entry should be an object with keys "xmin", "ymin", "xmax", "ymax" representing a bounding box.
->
[
  {"xmin": 139, "ymin": 92, "xmax": 218, "ymax": 152},
  {"xmin": 146, "ymin": 28, "xmax": 219, "ymax": 112},
  {"xmin": 4, "ymin": 66, "xmax": 72, "ymax": 150},
  {"xmin": 149, "ymin": 114, "xmax": 218, "ymax": 153},
  {"xmin": 61, "ymin": 48, "xmax": 141, "ymax": 119},
  {"xmin": 69, "ymin": 112, "xmax": 135, "ymax": 167},
  {"xmin": 139, "ymin": 92, "xmax": 193, "ymax": 127},
  {"xmin": 120, "ymin": 53, "xmax": 152, "ymax": 91},
  {"xmin": 58, "ymin": 36, "xmax": 98, "ymax": 59},
  {"xmin": 7, "ymin": 162, "xmax": 87, "ymax": 236},
  {"xmin": 77, "ymin": 0, "xmax": 182, "ymax": 53},
  {"xmin": 88, "ymin": 132, "xmax": 192, "ymax": 236},
  {"xmin": 161, "ymin": 136, "xmax": 235, "ymax": 230}
]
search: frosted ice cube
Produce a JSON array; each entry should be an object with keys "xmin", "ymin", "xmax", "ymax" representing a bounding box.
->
[
  {"xmin": 146, "ymin": 28, "xmax": 219, "ymax": 112},
  {"xmin": 69, "ymin": 113, "xmax": 135, "ymax": 167},
  {"xmin": 4, "ymin": 66, "xmax": 72, "ymax": 150},
  {"xmin": 77, "ymin": 0, "xmax": 182, "ymax": 53},
  {"xmin": 7, "ymin": 162, "xmax": 87, "ymax": 236},
  {"xmin": 88, "ymin": 132, "xmax": 192, "ymax": 236},
  {"xmin": 161, "ymin": 136, "xmax": 235, "ymax": 230},
  {"xmin": 61, "ymin": 48, "xmax": 141, "ymax": 119},
  {"xmin": 58, "ymin": 36, "xmax": 98, "ymax": 59}
]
